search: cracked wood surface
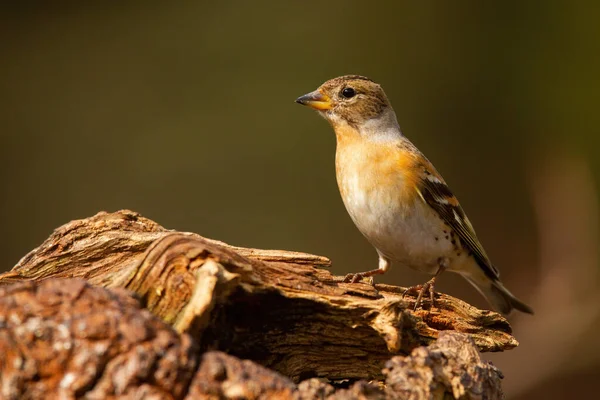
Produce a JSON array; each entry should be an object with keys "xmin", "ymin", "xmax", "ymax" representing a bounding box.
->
[
  {"xmin": 0, "ymin": 210, "xmax": 516, "ymax": 392},
  {"xmin": 0, "ymin": 279, "xmax": 503, "ymax": 399}
]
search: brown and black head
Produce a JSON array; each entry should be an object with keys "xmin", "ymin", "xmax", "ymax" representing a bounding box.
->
[{"xmin": 296, "ymin": 75, "xmax": 392, "ymax": 128}]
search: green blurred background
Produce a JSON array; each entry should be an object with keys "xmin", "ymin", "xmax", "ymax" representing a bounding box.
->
[{"xmin": 1, "ymin": 1, "xmax": 599, "ymax": 398}]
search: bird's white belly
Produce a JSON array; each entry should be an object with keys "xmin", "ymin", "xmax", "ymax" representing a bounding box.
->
[{"xmin": 338, "ymin": 171, "xmax": 454, "ymax": 274}]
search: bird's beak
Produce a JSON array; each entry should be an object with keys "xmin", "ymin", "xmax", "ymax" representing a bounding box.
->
[{"xmin": 295, "ymin": 90, "xmax": 332, "ymax": 111}]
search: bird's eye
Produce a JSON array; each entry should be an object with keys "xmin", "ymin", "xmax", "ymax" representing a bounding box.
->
[{"xmin": 341, "ymin": 87, "xmax": 356, "ymax": 98}]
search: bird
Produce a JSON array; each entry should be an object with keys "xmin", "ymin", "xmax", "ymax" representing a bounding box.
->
[{"xmin": 295, "ymin": 75, "xmax": 533, "ymax": 315}]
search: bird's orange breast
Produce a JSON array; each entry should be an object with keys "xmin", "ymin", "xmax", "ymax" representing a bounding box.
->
[
  {"xmin": 334, "ymin": 126, "xmax": 420, "ymax": 212},
  {"xmin": 332, "ymin": 124, "xmax": 457, "ymax": 273}
]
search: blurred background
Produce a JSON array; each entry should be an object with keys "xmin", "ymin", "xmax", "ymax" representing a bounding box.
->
[{"xmin": 1, "ymin": 1, "xmax": 599, "ymax": 398}]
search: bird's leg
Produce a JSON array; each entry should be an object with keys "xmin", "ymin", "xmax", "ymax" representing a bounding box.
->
[
  {"xmin": 403, "ymin": 257, "xmax": 449, "ymax": 311},
  {"xmin": 342, "ymin": 255, "xmax": 390, "ymax": 284}
]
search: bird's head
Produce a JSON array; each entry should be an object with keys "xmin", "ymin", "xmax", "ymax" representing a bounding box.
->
[{"xmin": 296, "ymin": 75, "xmax": 398, "ymax": 134}]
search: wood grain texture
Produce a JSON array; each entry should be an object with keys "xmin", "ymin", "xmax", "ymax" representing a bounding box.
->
[{"xmin": 0, "ymin": 210, "xmax": 513, "ymax": 398}]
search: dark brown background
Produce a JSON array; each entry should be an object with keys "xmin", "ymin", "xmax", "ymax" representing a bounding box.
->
[{"xmin": 1, "ymin": 2, "xmax": 599, "ymax": 398}]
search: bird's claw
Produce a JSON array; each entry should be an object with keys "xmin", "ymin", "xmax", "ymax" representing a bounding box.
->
[
  {"xmin": 401, "ymin": 284, "xmax": 423, "ymax": 298},
  {"xmin": 342, "ymin": 273, "xmax": 375, "ymax": 285},
  {"xmin": 343, "ymin": 273, "xmax": 363, "ymax": 283},
  {"xmin": 402, "ymin": 279, "xmax": 437, "ymax": 311}
]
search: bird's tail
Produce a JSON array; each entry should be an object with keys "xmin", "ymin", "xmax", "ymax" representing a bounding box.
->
[{"xmin": 463, "ymin": 275, "xmax": 534, "ymax": 316}]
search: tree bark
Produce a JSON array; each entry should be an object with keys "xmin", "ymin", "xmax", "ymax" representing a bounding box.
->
[{"xmin": 0, "ymin": 210, "xmax": 513, "ymax": 399}]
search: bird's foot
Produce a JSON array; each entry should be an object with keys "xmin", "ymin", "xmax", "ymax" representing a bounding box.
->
[
  {"xmin": 342, "ymin": 272, "xmax": 374, "ymax": 285},
  {"xmin": 402, "ymin": 277, "xmax": 437, "ymax": 311}
]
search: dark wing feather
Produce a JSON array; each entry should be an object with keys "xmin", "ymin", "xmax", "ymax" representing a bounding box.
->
[{"xmin": 416, "ymin": 171, "xmax": 500, "ymax": 280}]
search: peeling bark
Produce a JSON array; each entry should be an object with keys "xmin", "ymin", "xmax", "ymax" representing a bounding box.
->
[{"xmin": 0, "ymin": 210, "xmax": 511, "ymax": 398}]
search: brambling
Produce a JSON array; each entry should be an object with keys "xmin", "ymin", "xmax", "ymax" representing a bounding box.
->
[{"xmin": 296, "ymin": 75, "xmax": 533, "ymax": 315}]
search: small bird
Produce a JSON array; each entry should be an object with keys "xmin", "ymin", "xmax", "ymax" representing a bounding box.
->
[{"xmin": 296, "ymin": 75, "xmax": 533, "ymax": 315}]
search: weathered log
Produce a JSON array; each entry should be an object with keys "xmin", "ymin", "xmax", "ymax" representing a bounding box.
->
[
  {"xmin": 0, "ymin": 279, "xmax": 198, "ymax": 399},
  {"xmin": 0, "ymin": 279, "xmax": 502, "ymax": 399},
  {"xmin": 0, "ymin": 210, "xmax": 514, "ymax": 398}
]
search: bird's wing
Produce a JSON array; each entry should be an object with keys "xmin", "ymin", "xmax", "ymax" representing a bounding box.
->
[{"xmin": 413, "ymin": 160, "xmax": 500, "ymax": 280}]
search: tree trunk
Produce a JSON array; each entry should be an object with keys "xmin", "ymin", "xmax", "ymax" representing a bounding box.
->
[{"xmin": 0, "ymin": 210, "xmax": 513, "ymax": 399}]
